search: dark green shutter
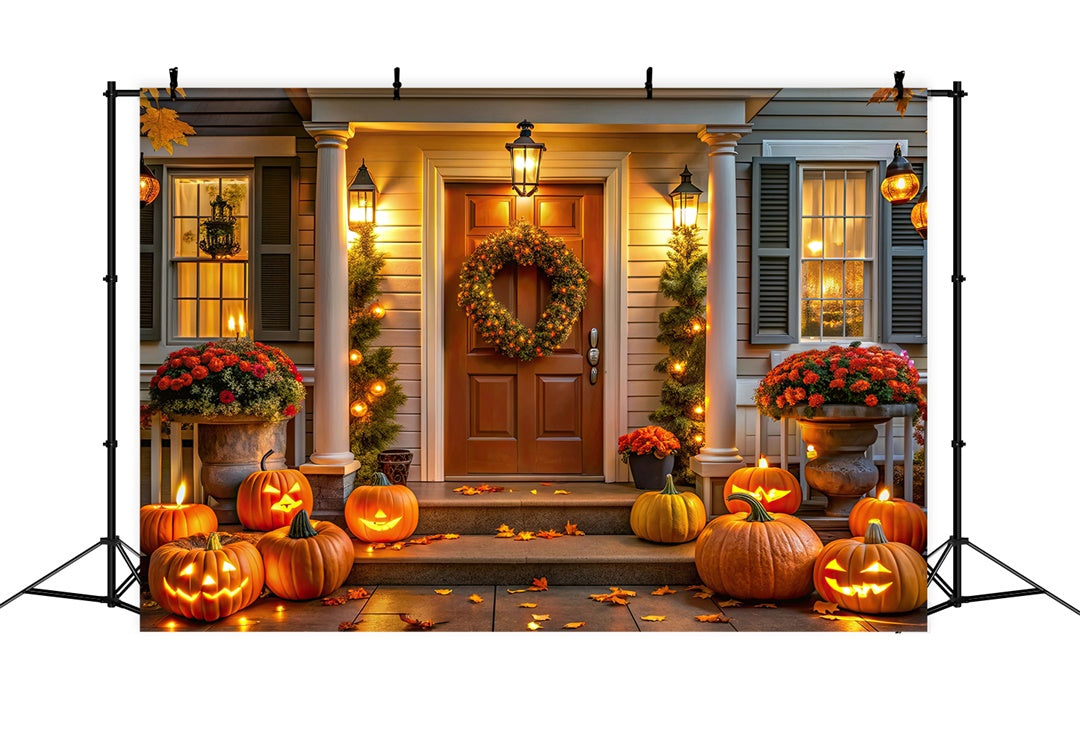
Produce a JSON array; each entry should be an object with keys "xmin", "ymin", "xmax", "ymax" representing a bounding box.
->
[
  {"xmin": 253, "ymin": 157, "xmax": 299, "ymax": 341},
  {"xmin": 751, "ymin": 157, "xmax": 799, "ymax": 344},
  {"xmin": 140, "ymin": 164, "xmax": 162, "ymax": 341},
  {"xmin": 882, "ymin": 162, "xmax": 927, "ymax": 343}
]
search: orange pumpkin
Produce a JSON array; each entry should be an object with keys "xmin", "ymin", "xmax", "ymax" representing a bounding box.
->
[
  {"xmin": 814, "ymin": 520, "xmax": 927, "ymax": 614},
  {"xmin": 139, "ymin": 499, "xmax": 217, "ymax": 554},
  {"xmin": 722, "ymin": 457, "xmax": 801, "ymax": 515},
  {"xmin": 694, "ymin": 492, "xmax": 822, "ymax": 600},
  {"xmin": 345, "ymin": 472, "xmax": 419, "ymax": 543},
  {"xmin": 257, "ymin": 510, "xmax": 354, "ymax": 600},
  {"xmin": 149, "ymin": 532, "xmax": 265, "ymax": 622},
  {"xmin": 236, "ymin": 449, "xmax": 314, "ymax": 531},
  {"xmin": 849, "ymin": 488, "xmax": 927, "ymax": 553}
]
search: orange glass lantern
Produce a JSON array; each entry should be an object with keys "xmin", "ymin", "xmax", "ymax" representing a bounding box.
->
[
  {"xmin": 911, "ymin": 186, "xmax": 928, "ymax": 239},
  {"xmin": 880, "ymin": 143, "xmax": 920, "ymax": 204},
  {"xmin": 139, "ymin": 153, "xmax": 160, "ymax": 208}
]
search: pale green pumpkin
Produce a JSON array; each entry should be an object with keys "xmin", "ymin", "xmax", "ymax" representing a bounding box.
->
[{"xmin": 630, "ymin": 474, "xmax": 706, "ymax": 544}]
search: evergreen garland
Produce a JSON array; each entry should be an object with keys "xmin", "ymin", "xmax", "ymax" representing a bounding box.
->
[
  {"xmin": 649, "ymin": 225, "xmax": 707, "ymax": 485},
  {"xmin": 348, "ymin": 224, "xmax": 407, "ymax": 477}
]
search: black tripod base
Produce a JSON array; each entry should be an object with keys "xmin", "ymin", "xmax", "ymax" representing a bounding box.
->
[
  {"xmin": 0, "ymin": 536, "xmax": 141, "ymax": 615},
  {"xmin": 926, "ymin": 536, "xmax": 1080, "ymax": 617}
]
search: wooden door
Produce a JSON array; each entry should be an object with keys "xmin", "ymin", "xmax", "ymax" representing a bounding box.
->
[{"xmin": 444, "ymin": 183, "xmax": 604, "ymax": 478}]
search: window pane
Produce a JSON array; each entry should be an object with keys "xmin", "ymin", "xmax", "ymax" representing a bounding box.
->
[
  {"xmin": 822, "ymin": 299, "xmax": 843, "ymax": 337},
  {"xmin": 223, "ymin": 300, "xmax": 246, "ymax": 335},
  {"xmin": 802, "ymin": 260, "xmax": 821, "ymax": 299},
  {"xmin": 802, "ymin": 300, "xmax": 821, "ymax": 339},
  {"xmin": 176, "ymin": 262, "xmax": 197, "ymax": 299},
  {"xmin": 234, "ymin": 218, "xmax": 249, "ymax": 259},
  {"xmin": 221, "ymin": 178, "xmax": 248, "ymax": 213},
  {"xmin": 803, "ymin": 171, "xmax": 823, "ymax": 216},
  {"xmin": 822, "ymin": 261, "xmax": 843, "ymax": 299},
  {"xmin": 845, "ymin": 261, "xmax": 866, "ymax": 299},
  {"xmin": 824, "ymin": 218, "xmax": 844, "ymax": 259},
  {"xmin": 175, "ymin": 218, "xmax": 199, "ymax": 258},
  {"xmin": 802, "ymin": 218, "xmax": 823, "ymax": 258},
  {"xmin": 846, "ymin": 217, "xmax": 867, "ymax": 259},
  {"xmin": 824, "ymin": 171, "xmax": 844, "ymax": 215},
  {"xmin": 177, "ymin": 299, "xmax": 196, "ymax": 338},
  {"xmin": 846, "ymin": 299, "xmax": 865, "ymax": 337},
  {"xmin": 846, "ymin": 171, "xmax": 868, "ymax": 215},
  {"xmin": 199, "ymin": 300, "xmax": 220, "ymax": 339},
  {"xmin": 199, "ymin": 262, "xmax": 221, "ymax": 298},
  {"xmin": 175, "ymin": 179, "xmax": 200, "ymax": 216},
  {"xmin": 222, "ymin": 263, "xmax": 246, "ymax": 298}
]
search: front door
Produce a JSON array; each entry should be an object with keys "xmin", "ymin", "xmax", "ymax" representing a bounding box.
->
[{"xmin": 444, "ymin": 183, "xmax": 604, "ymax": 478}]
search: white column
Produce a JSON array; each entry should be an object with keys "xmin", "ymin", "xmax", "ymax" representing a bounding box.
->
[
  {"xmin": 303, "ymin": 123, "xmax": 356, "ymax": 466},
  {"xmin": 692, "ymin": 125, "xmax": 751, "ymax": 512}
]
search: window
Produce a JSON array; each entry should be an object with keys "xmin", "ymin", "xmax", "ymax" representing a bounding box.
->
[
  {"xmin": 799, "ymin": 166, "xmax": 876, "ymax": 341},
  {"xmin": 170, "ymin": 173, "xmax": 252, "ymax": 339}
]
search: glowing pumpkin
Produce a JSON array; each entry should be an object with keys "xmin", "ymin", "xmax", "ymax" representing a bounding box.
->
[
  {"xmin": 849, "ymin": 488, "xmax": 927, "ymax": 553},
  {"xmin": 814, "ymin": 520, "xmax": 927, "ymax": 614},
  {"xmin": 149, "ymin": 532, "xmax": 265, "ymax": 622},
  {"xmin": 630, "ymin": 473, "xmax": 706, "ymax": 543},
  {"xmin": 257, "ymin": 510, "xmax": 354, "ymax": 600},
  {"xmin": 236, "ymin": 449, "xmax": 314, "ymax": 531},
  {"xmin": 345, "ymin": 472, "xmax": 419, "ymax": 543},
  {"xmin": 139, "ymin": 483, "xmax": 217, "ymax": 554},
  {"xmin": 722, "ymin": 457, "xmax": 801, "ymax": 515},
  {"xmin": 694, "ymin": 492, "xmax": 822, "ymax": 601}
]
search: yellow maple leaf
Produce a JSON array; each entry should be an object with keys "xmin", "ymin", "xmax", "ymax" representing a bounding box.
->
[
  {"xmin": 695, "ymin": 613, "xmax": 732, "ymax": 623},
  {"xmin": 530, "ymin": 489, "xmax": 538, "ymax": 495},
  {"xmin": 563, "ymin": 621, "xmax": 586, "ymax": 629},
  {"xmin": 536, "ymin": 529, "xmax": 563, "ymax": 539},
  {"xmin": 514, "ymin": 531, "xmax": 536, "ymax": 541},
  {"xmin": 609, "ymin": 586, "xmax": 637, "ymax": 598},
  {"xmin": 716, "ymin": 599, "xmax": 743, "ymax": 608},
  {"xmin": 641, "ymin": 615, "xmax": 666, "ymax": 622},
  {"xmin": 651, "ymin": 585, "xmax": 677, "ymax": 596},
  {"xmin": 813, "ymin": 600, "xmax": 840, "ymax": 615},
  {"xmin": 589, "ymin": 592, "xmax": 629, "ymax": 606},
  {"xmin": 443, "ymin": 533, "xmax": 460, "ymax": 540},
  {"xmin": 519, "ymin": 602, "xmax": 538, "ymax": 608},
  {"xmin": 531, "ymin": 614, "xmax": 551, "ymax": 621},
  {"xmin": 139, "ymin": 105, "xmax": 195, "ymax": 154},
  {"xmin": 495, "ymin": 524, "xmax": 516, "ymax": 538},
  {"xmin": 527, "ymin": 621, "xmax": 543, "ymax": 631},
  {"xmin": 468, "ymin": 594, "xmax": 484, "ymax": 604},
  {"xmin": 553, "ymin": 489, "xmax": 570, "ymax": 495},
  {"xmin": 434, "ymin": 589, "xmax": 452, "ymax": 596}
]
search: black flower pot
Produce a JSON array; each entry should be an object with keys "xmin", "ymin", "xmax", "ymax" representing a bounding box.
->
[{"xmin": 628, "ymin": 453, "xmax": 676, "ymax": 490}]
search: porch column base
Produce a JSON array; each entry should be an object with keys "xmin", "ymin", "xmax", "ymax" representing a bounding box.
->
[
  {"xmin": 691, "ymin": 457, "xmax": 746, "ymax": 518},
  {"xmin": 301, "ymin": 460, "xmax": 362, "ymax": 515}
]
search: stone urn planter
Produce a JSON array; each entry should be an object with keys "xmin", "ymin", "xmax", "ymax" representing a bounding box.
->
[
  {"xmin": 628, "ymin": 453, "xmax": 676, "ymax": 491},
  {"xmin": 173, "ymin": 415, "xmax": 290, "ymax": 524},
  {"xmin": 787, "ymin": 404, "xmax": 916, "ymax": 517}
]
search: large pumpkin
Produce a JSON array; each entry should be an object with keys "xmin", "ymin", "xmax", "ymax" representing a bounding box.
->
[
  {"xmin": 630, "ymin": 473, "xmax": 706, "ymax": 543},
  {"xmin": 149, "ymin": 532, "xmax": 265, "ymax": 622},
  {"xmin": 257, "ymin": 510, "xmax": 354, "ymax": 600},
  {"xmin": 139, "ymin": 499, "xmax": 217, "ymax": 554},
  {"xmin": 814, "ymin": 520, "xmax": 927, "ymax": 614},
  {"xmin": 236, "ymin": 449, "xmax": 314, "ymax": 531},
  {"xmin": 345, "ymin": 472, "xmax": 419, "ymax": 543},
  {"xmin": 694, "ymin": 492, "xmax": 822, "ymax": 600},
  {"xmin": 722, "ymin": 457, "xmax": 801, "ymax": 515},
  {"xmin": 849, "ymin": 488, "xmax": 927, "ymax": 553}
]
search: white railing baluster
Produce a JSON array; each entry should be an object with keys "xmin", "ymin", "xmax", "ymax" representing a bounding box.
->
[
  {"xmin": 904, "ymin": 414, "xmax": 914, "ymax": 502},
  {"xmin": 150, "ymin": 413, "xmax": 163, "ymax": 504},
  {"xmin": 192, "ymin": 422, "xmax": 203, "ymax": 504},
  {"xmin": 169, "ymin": 421, "xmax": 183, "ymax": 503},
  {"xmin": 884, "ymin": 418, "xmax": 895, "ymax": 495}
]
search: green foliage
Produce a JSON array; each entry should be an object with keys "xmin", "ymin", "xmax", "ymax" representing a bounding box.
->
[
  {"xmin": 348, "ymin": 224, "xmax": 406, "ymax": 477},
  {"xmin": 648, "ymin": 226, "xmax": 706, "ymax": 485}
]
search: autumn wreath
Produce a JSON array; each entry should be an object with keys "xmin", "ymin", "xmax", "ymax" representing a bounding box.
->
[{"xmin": 457, "ymin": 221, "xmax": 589, "ymax": 361}]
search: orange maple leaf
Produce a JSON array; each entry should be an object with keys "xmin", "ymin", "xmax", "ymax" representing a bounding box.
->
[
  {"xmin": 475, "ymin": 483, "xmax": 505, "ymax": 493},
  {"xmin": 695, "ymin": 613, "xmax": 732, "ymax": 623},
  {"xmin": 346, "ymin": 588, "xmax": 370, "ymax": 600},
  {"xmin": 337, "ymin": 620, "xmax": 361, "ymax": 631},
  {"xmin": 468, "ymin": 594, "xmax": 484, "ymax": 604},
  {"xmin": 651, "ymin": 585, "xmax": 677, "ymax": 596},
  {"xmin": 754, "ymin": 603, "xmax": 777, "ymax": 609},
  {"xmin": 540, "ymin": 482, "xmax": 553, "ymax": 486},
  {"xmin": 399, "ymin": 613, "xmax": 437, "ymax": 630},
  {"xmin": 589, "ymin": 593, "xmax": 629, "ymax": 606},
  {"xmin": 322, "ymin": 595, "xmax": 347, "ymax": 606},
  {"xmin": 866, "ymin": 71, "xmax": 925, "ymax": 117},
  {"xmin": 495, "ymin": 524, "xmax": 516, "ymax": 538},
  {"xmin": 390, "ymin": 543, "xmax": 404, "ymax": 551},
  {"xmin": 564, "ymin": 521, "xmax": 585, "ymax": 536},
  {"xmin": 408, "ymin": 537, "xmax": 432, "ymax": 545},
  {"xmin": 527, "ymin": 621, "xmax": 543, "ymax": 630},
  {"xmin": 514, "ymin": 531, "xmax": 536, "ymax": 541},
  {"xmin": 608, "ymin": 586, "xmax": 637, "ymax": 598},
  {"xmin": 443, "ymin": 533, "xmax": 460, "ymax": 540},
  {"xmin": 529, "ymin": 577, "xmax": 549, "ymax": 591},
  {"xmin": 536, "ymin": 529, "xmax": 564, "ymax": 539},
  {"xmin": 813, "ymin": 600, "xmax": 840, "ymax": 615},
  {"xmin": 563, "ymin": 621, "xmax": 586, "ymax": 629}
]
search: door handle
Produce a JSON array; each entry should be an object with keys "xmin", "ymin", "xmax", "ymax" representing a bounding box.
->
[{"xmin": 587, "ymin": 328, "xmax": 599, "ymax": 384}]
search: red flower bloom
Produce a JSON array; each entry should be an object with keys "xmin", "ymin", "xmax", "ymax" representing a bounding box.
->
[
  {"xmin": 191, "ymin": 365, "xmax": 209, "ymax": 380},
  {"xmin": 850, "ymin": 380, "xmax": 871, "ymax": 393},
  {"xmin": 251, "ymin": 364, "xmax": 268, "ymax": 379},
  {"xmin": 239, "ymin": 361, "xmax": 252, "ymax": 372},
  {"xmin": 219, "ymin": 390, "xmax": 235, "ymax": 404},
  {"xmin": 868, "ymin": 366, "xmax": 885, "ymax": 381},
  {"xmin": 169, "ymin": 358, "xmax": 183, "ymax": 368},
  {"xmin": 829, "ymin": 378, "xmax": 846, "ymax": 389},
  {"xmin": 157, "ymin": 376, "xmax": 171, "ymax": 391},
  {"xmin": 223, "ymin": 354, "xmax": 238, "ymax": 367},
  {"xmin": 802, "ymin": 371, "xmax": 820, "ymax": 385},
  {"xmin": 865, "ymin": 394, "xmax": 879, "ymax": 407},
  {"xmin": 284, "ymin": 404, "xmax": 297, "ymax": 417},
  {"xmin": 808, "ymin": 393, "xmax": 825, "ymax": 407},
  {"xmin": 208, "ymin": 358, "xmax": 224, "ymax": 373},
  {"xmin": 182, "ymin": 355, "xmax": 201, "ymax": 369}
]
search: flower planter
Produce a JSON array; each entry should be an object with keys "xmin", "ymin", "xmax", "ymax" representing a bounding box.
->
[
  {"xmin": 628, "ymin": 453, "xmax": 676, "ymax": 491},
  {"xmin": 377, "ymin": 448, "xmax": 413, "ymax": 486}
]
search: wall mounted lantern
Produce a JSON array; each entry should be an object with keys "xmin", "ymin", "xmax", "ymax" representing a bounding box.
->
[
  {"xmin": 348, "ymin": 160, "xmax": 378, "ymax": 230},
  {"xmin": 910, "ymin": 186, "xmax": 928, "ymax": 239},
  {"xmin": 139, "ymin": 153, "xmax": 160, "ymax": 208},
  {"xmin": 880, "ymin": 143, "xmax": 920, "ymax": 204},
  {"xmin": 506, "ymin": 120, "xmax": 546, "ymax": 197},
  {"xmin": 670, "ymin": 165, "xmax": 702, "ymax": 228}
]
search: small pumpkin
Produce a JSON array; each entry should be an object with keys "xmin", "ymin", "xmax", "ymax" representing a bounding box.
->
[
  {"xmin": 814, "ymin": 520, "xmax": 927, "ymax": 614},
  {"xmin": 722, "ymin": 457, "xmax": 801, "ymax": 515},
  {"xmin": 345, "ymin": 472, "xmax": 419, "ymax": 543},
  {"xmin": 236, "ymin": 449, "xmax": 314, "ymax": 531},
  {"xmin": 694, "ymin": 492, "xmax": 822, "ymax": 601},
  {"xmin": 149, "ymin": 532, "xmax": 265, "ymax": 622},
  {"xmin": 257, "ymin": 510, "xmax": 354, "ymax": 600},
  {"xmin": 139, "ymin": 499, "xmax": 217, "ymax": 554},
  {"xmin": 630, "ymin": 473, "xmax": 706, "ymax": 543},
  {"xmin": 849, "ymin": 487, "xmax": 927, "ymax": 553}
]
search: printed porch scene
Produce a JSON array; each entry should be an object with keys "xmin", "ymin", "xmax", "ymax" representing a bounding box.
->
[{"xmin": 138, "ymin": 82, "xmax": 928, "ymax": 632}]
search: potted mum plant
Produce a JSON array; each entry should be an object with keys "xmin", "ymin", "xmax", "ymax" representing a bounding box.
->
[
  {"xmin": 146, "ymin": 339, "xmax": 306, "ymax": 523},
  {"xmin": 618, "ymin": 425, "xmax": 681, "ymax": 490},
  {"xmin": 754, "ymin": 343, "xmax": 926, "ymax": 517}
]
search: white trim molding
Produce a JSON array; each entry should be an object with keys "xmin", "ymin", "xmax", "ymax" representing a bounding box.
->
[{"xmin": 761, "ymin": 139, "xmax": 908, "ymax": 160}]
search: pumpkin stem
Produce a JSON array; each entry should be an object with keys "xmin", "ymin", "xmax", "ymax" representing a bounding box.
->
[
  {"xmin": 371, "ymin": 472, "xmax": 392, "ymax": 486},
  {"xmin": 260, "ymin": 449, "xmax": 275, "ymax": 471},
  {"xmin": 864, "ymin": 520, "xmax": 889, "ymax": 544},
  {"xmin": 287, "ymin": 510, "xmax": 319, "ymax": 539},
  {"xmin": 659, "ymin": 474, "xmax": 679, "ymax": 495},
  {"xmin": 726, "ymin": 492, "xmax": 775, "ymax": 523},
  {"xmin": 205, "ymin": 532, "xmax": 223, "ymax": 550}
]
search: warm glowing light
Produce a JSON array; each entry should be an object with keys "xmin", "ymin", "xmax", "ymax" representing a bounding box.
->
[
  {"xmin": 349, "ymin": 350, "xmax": 363, "ymax": 365},
  {"xmin": 693, "ymin": 405, "xmax": 705, "ymax": 415},
  {"xmin": 276, "ymin": 605, "xmax": 286, "ymax": 613},
  {"xmin": 671, "ymin": 361, "xmax": 685, "ymax": 374},
  {"xmin": 228, "ymin": 316, "xmax": 236, "ymax": 333},
  {"xmin": 370, "ymin": 303, "xmax": 386, "ymax": 319},
  {"xmin": 161, "ymin": 576, "xmax": 251, "ymax": 603},
  {"xmin": 881, "ymin": 143, "xmax": 920, "ymax": 204},
  {"xmin": 175, "ymin": 482, "xmax": 187, "ymax": 506},
  {"xmin": 693, "ymin": 434, "xmax": 704, "ymax": 444},
  {"xmin": 238, "ymin": 313, "xmax": 245, "ymax": 337},
  {"xmin": 180, "ymin": 563, "xmax": 195, "ymax": 577},
  {"xmin": 366, "ymin": 545, "xmax": 375, "ymax": 553},
  {"xmin": 360, "ymin": 509, "xmax": 403, "ymax": 532},
  {"xmin": 270, "ymin": 493, "xmax": 303, "ymax": 514},
  {"xmin": 369, "ymin": 380, "xmax": 387, "ymax": 397},
  {"xmin": 806, "ymin": 445, "xmax": 817, "ymax": 460},
  {"xmin": 221, "ymin": 560, "xmax": 237, "ymax": 573},
  {"xmin": 238, "ymin": 617, "xmax": 250, "ymax": 626},
  {"xmin": 878, "ymin": 488, "xmax": 892, "ymax": 502},
  {"xmin": 860, "ymin": 561, "xmax": 892, "ymax": 574},
  {"xmin": 690, "ymin": 320, "xmax": 703, "ymax": 333},
  {"xmin": 824, "ymin": 559, "xmax": 846, "ymax": 572},
  {"xmin": 807, "ymin": 239, "xmax": 823, "ymax": 255},
  {"xmin": 165, "ymin": 620, "xmax": 178, "ymax": 630},
  {"xmin": 825, "ymin": 576, "xmax": 894, "ymax": 598},
  {"xmin": 351, "ymin": 401, "xmax": 369, "ymax": 418},
  {"xmin": 757, "ymin": 457, "xmax": 769, "ymax": 469},
  {"xmin": 733, "ymin": 484, "xmax": 793, "ymax": 504}
]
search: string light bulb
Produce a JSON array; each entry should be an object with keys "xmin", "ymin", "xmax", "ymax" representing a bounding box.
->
[
  {"xmin": 369, "ymin": 380, "xmax": 387, "ymax": 397},
  {"xmin": 693, "ymin": 404, "xmax": 705, "ymax": 416},
  {"xmin": 671, "ymin": 361, "xmax": 685, "ymax": 374},
  {"xmin": 350, "ymin": 401, "xmax": 369, "ymax": 418},
  {"xmin": 349, "ymin": 350, "xmax": 363, "ymax": 366},
  {"xmin": 370, "ymin": 303, "xmax": 386, "ymax": 319}
]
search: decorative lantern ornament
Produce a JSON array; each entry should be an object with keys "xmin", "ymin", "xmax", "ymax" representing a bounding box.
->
[
  {"xmin": 505, "ymin": 119, "xmax": 546, "ymax": 197},
  {"xmin": 669, "ymin": 165, "xmax": 702, "ymax": 228},
  {"xmin": 630, "ymin": 473, "xmax": 707, "ymax": 544},
  {"xmin": 849, "ymin": 488, "xmax": 927, "ymax": 552},
  {"xmin": 722, "ymin": 457, "xmax": 802, "ymax": 515},
  {"xmin": 139, "ymin": 153, "xmax": 160, "ymax": 208},
  {"xmin": 814, "ymin": 520, "xmax": 928, "ymax": 614},
  {"xmin": 345, "ymin": 472, "xmax": 419, "ymax": 543},
  {"xmin": 880, "ymin": 143, "xmax": 920, "ymax": 204},
  {"xmin": 694, "ymin": 492, "xmax": 823, "ymax": 601},
  {"xmin": 911, "ymin": 186, "xmax": 928, "ymax": 239},
  {"xmin": 139, "ymin": 483, "xmax": 217, "ymax": 554},
  {"xmin": 198, "ymin": 193, "xmax": 240, "ymax": 259},
  {"xmin": 256, "ymin": 511, "xmax": 354, "ymax": 600},
  {"xmin": 347, "ymin": 159, "xmax": 378, "ymax": 230},
  {"xmin": 236, "ymin": 450, "xmax": 314, "ymax": 531},
  {"xmin": 148, "ymin": 532, "xmax": 265, "ymax": 622}
]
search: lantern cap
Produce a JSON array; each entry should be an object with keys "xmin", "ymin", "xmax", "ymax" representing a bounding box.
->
[
  {"xmin": 506, "ymin": 119, "xmax": 547, "ymax": 151},
  {"xmin": 885, "ymin": 142, "xmax": 916, "ymax": 179},
  {"xmin": 670, "ymin": 165, "xmax": 702, "ymax": 197},
  {"xmin": 348, "ymin": 159, "xmax": 377, "ymax": 192}
]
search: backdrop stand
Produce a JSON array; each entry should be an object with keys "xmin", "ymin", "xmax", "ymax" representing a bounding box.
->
[
  {"xmin": 0, "ymin": 81, "xmax": 141, "ymax": 615},
  {"xmin": 924, "ymin": 81, "xmax": 1079, "ymax": 616}
]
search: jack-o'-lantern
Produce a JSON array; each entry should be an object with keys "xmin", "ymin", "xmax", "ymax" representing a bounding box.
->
[
  {"xmin": 630, "ymin": 473, "xmax": 706, "ymax": 543},
  {"xmin": 148, "ymin": 532, "xmax": 265, "ymax": 622},
  {"xmin": 849, "ymin": 487, "xmax": 927, "ymax": 553},
  {"xmin": 694, "ymin": 492, "xmax": 822, "ymax": 601},
  {"xmin": 814, "ymin": 520, "xmax": 927, "ymax": 614},
  {"xmin": 257, "ymin": 510, "xmax": 354, "ymax": 600},
  {"xmin": 345, "ymin": 472, "xmax": 419, "ymax": 543},
  {"xmin": 722, "ymin": 457, "xmax": 801, "ymax": 515},
  {"xmin": 236, "ymin": 449, "xmax": 314, "ymax": 531}
]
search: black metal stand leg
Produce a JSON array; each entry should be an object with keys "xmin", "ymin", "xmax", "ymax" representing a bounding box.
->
[{"xmin": 0, "ymin": 537, "xmax": 140, "ymax": 613}]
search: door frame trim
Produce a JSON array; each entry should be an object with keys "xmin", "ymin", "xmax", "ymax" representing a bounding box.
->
[{"xmin": 420, "ymin": 149, "xmax": 630, "ymax": 482}]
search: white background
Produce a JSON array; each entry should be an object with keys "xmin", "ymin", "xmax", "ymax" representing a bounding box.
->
[{"xmin": 1, "ymin": 2, "xmax": 1076, "ymax": 735}]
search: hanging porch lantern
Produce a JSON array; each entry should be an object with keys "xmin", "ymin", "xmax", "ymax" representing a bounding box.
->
[
  {"xmin": 880, "ymin": 143, "xmax": 920, "ymax": 204},
  {"xmin": 910, "ymin": 186, "xmax": 928, "ymax": 239},
  {"xmin": 198, "ymin": 193, "xmax": 240, "ymax": 259},
  {"xmin": 348, "ymin": 160, "xmax": 378, "ymax": 231},
  {"xmin": 670, "ymin": 165, "xmax": 702, "ymax": 228},
  {"xmin": 506, "ymin": 120, "xmax": 546, "ymax": 197},
  {"xmin": 139, "ymin": 153, "xmax": 160, "ymax": 208}
]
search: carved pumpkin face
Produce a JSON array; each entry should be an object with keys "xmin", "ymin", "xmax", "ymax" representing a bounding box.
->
[
  {"xmin": 849, "ymin": 488, "xmax": 928, "ymax": 553},
  {"xmin": 148, "ymin": 532, "xmax": 265, "ymax": 622},
  {"xmin": 236, "ymin": 450, "xmax": 314, "ymax": 531},
  {"xmin": 722, "ymin": 458, "xmax": 802, "ymax": 515},
  {"xmin": 345, "ymin": 473, "xmax": 419, "ymax": 543},
  {"xmin": 813, "ymin": 521, "xmax": 927, "ymax": 614}
]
